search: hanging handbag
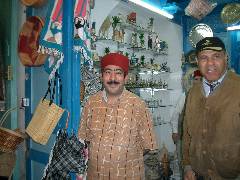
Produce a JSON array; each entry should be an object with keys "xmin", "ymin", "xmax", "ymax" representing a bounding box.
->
[
  {"xmin": 42, "ymin": 112, "xmax": 88, "ymax": 180},
  {"xmin": 26, "ymin": 72, "xmax": 64, "ymax": 145}
]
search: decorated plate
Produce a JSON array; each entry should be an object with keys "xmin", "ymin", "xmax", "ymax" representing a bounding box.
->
[
  {"xmin": 221, "ymin": 3, "xmax": 240, "ymax": 24},
  {"xmin": 189, "ymin": 23, "xmax": 213, "ymax": 48}
]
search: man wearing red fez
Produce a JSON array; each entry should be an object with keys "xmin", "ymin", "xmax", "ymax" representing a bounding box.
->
[{"xmin": 78, "ymin": 52, "xmax": 158, "ymax": 179}]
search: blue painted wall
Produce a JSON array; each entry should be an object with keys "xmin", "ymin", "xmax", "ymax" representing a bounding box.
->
[{"xmin": 173, "ymin": 3, "xmax": 240, "ymax": 73}]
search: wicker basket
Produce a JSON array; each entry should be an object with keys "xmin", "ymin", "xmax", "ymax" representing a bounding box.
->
[{"xmin": 0, "ymin": 107, "xmax": 25, "ymax": 153}]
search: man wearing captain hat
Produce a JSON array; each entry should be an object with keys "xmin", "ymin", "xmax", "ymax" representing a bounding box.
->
[
  {"xmin": 182, "ymin": 37, "xmax": 240, "ymax": 180},
  {"xmin": 78, "ymin": 53, "xmax": 158, "ymax": 179}
]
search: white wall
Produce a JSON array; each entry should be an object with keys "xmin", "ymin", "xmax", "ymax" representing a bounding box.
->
[{"xmin": 91, "ymin": 0, "xmax": 120, "ymax": 34}]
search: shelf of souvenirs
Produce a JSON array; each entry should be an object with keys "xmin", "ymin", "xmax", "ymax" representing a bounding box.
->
[
  {"xmin": 94, "ymin": 37, "xmax": 120, "ymax": 45},
  {"xmin": 126, "ymin": 86, "xmax": 172, "ymax": 90},
  {"xmin": 127, "ymin": 88, "xmax": 174, "ymax": 97},
  {"xmin": 120, "ymin": 22, "xmax": 157, "ymax": 35},
  {"xmin": 127, "ymin": 46, "xmax": 168, "ymax": 56},
  {"xmin": 125, "ymin": 79, "xmax": 169, "ymax": 90},
  {"xmin": 152, "ymin": 117, "xmax": 171, "ymax": 126},
  {"xmin": 129, "ymin": 64, "xmax": 170, "ymax": 73},
  {"xmin": 145, "ymin": 99, "xmax": 174, "ymax": 109},
  {"xmin": 138, "ymin": 70, "xmax": 170, "ymax": 75},
  {"xmin": 94, "ymin": 37, "xmax": 168, "ymax": 56},
  {"xmin": 153, "ymin": 121, "xmax": 170, "ymax": 127}
]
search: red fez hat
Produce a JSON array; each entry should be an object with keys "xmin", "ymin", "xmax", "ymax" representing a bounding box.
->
[{"xmin": 101, "ymin": 53, "xmax": 129, "ymax": 75}]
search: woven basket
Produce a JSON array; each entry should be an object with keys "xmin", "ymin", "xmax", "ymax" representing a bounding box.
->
[
  {"xmin": 0, "ymin": 107, "xmax": 25, "ymax": 153},
  {"xmin": 0, "ymin": 152, "xmax": 16, "ymax": 177},
  {"xmin": 26, "ymin": 98, "xmax": 64, "ymax": 145}
]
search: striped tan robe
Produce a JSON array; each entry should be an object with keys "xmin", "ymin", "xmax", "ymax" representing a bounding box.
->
[{"xmin": 78, "ymin": 89, "xmax": 157, "ymax": 180}]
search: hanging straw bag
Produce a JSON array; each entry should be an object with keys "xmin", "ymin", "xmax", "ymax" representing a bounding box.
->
[
  {"xmin": 26, "ymin": 72, "xmax": 64, "ymax": 145},
  {"xmin": 0, "ymin": 107, "xmax": 25, "ymax": 153},
  {"xmin": 42, "ymin": 112, "xmax": 88, "ymax": 180}
]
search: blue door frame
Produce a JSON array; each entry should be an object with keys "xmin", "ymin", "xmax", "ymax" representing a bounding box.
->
[{"xmin": 25, "ymin": 0, "xmax": 81, "ymax": 179}]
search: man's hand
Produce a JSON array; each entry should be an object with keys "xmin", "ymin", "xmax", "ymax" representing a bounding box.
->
[{"xmin": 184, "ymin": 169, "xmax": 196, "ymax": 180}]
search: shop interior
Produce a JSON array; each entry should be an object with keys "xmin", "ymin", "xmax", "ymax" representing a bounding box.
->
[{"xmin": 0, "ymin": 0, "xmax": 239, "ymax": 179}]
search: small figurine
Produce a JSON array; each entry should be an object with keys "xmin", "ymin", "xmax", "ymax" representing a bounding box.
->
[
  {"xmin": 50, "ymin": 21, "xmax": 62, "ymax": 44},
  {"xmin": 119, "ymin": 28, "xmax": 125, "ymax": 43},
  {"xmin": 160, "ymin": 62, "xmax": 170, "ymax": 72},
  {"xmin": 131, "ymin": 32, "xmax": 138, "ymax": 47},
  {"xmin": 139, "ymin": 33, "xmax": 145, "ymax": 48},
  {"xmin": 98, "ymin": 16, "xmax": 111, "ymax": 39},
  {"xmin": 112, "ymin": 16, "xmax": 121, "ymax": 41},
  {"xmin": 163, "ymin": 80, "xmax": 168, "ymax": 89},
  {"xmin": 140, "ymin": 55, "xmax": 145, "ymax": 67},
  {"xmin": 161, "ymin": 41, "xmax": 168, "ymax": 51},
  {"xmin": 91, "ymin": 22, "xmax": 97, "ymax": 50},
  {"xmin": 74, "ymin": 16, "xmax": 87, "ymax": 40},
  {"xmin": 112, "ymin": 16, "xmax": 121, "ymax": 30},
  {"xmin": 148, "ymin": 17, "xmax": 154, "ymax": 32},
  {"xmin": 155, "ymin": 35, "xmax": 161, "ymax": 52},
  {"xmin": 127, "ymin": 12, "xmax": 136, "ymax": 24},
  {"xmin": 104, "ymin": 47, "xmax": 110, "ymax": 55},
  {"xmin": 92, "ymin": 52, "xmax": 99, "ymax": 61},
  {"xmin": 158, "ymin": 79, "xmax": 163, "ymax": 89},
  {"xmin": 130, "ymin": 53, "xmax": 137, "ymax": 66},
  {"xmin": 91, "ymin": 22, "xmax": 96, "ymax": 37},
  {"xmin": 148, "ymin": 34, "xmax": 153, "ymax": 49}
]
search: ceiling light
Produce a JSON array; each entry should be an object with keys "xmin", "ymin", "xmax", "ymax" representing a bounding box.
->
[
  {"xmin": 128, "ymin": 0, "xmax": 174, "ymax": 19},
  {"xmin": 227, "ymin": 25, "xmax": 240, "ymax": 31}
]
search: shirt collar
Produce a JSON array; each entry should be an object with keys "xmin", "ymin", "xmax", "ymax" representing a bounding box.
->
[
  {"xmin": 102, "ymin": 88, "xmax": 125, "ymax": 103},
  {"xmin": 202, "ymin": 70, "xmax": 227, "ymax": 96},
  {"xmin": 203, "ymin": 70, "xmax": 227, "ymax": 85}
]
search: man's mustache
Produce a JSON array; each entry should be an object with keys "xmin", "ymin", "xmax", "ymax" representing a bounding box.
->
[{"xmin": 107, "ymin": 81, "xmax": 120, "ymax": 85}]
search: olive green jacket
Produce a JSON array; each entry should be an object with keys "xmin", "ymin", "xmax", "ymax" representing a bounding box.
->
[{"xmin": 182, "ymin": 71, "xmax": 240, "ymax": 179}]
